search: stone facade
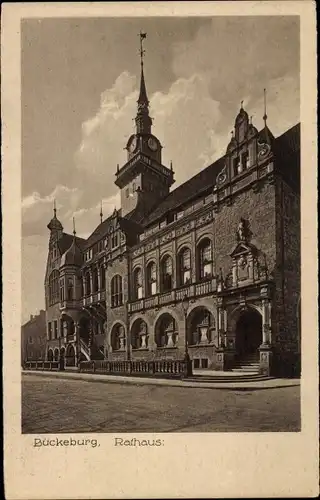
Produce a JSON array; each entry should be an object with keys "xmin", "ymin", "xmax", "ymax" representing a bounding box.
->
[{"xmin": 43, "ymin": 55, "xmax": 300, "ymax": 377}]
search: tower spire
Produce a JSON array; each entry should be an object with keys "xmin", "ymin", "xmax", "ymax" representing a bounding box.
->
[
  {"xmin": 135, "ymin": 32, "xmax": 152, "ymax": 134},
  {"xmin": 73, "ymin": 217, "xmax": 76, "ymax": 237},
  {"xmin": 53, "ymin": 199, "xmax": 57, "ymax": 217}
]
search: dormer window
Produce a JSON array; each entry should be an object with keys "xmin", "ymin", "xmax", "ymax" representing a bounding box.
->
[
  {"xmin": 233, "ymin": 157, "xmax": 240, "ymax": 176},
  {"xmin": 241, "ymin": 151, "xmax": 249, "ymax": 170},
  {"xmin": 111, "ymin": 232, "xmax": 119, "ymax": 249}
]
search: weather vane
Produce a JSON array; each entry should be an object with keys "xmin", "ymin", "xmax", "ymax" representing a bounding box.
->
[{"xmin": 139, "ymin": 31, "xmax": 147, "ymax": 66}]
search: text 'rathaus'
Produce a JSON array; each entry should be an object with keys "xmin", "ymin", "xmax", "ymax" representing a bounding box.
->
[{"xmin": 43, "ymin": 34, "xmax": 300, "ymax": 377}]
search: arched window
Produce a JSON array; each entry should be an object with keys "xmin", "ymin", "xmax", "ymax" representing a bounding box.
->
[
  {"xmin": 92, "ymin": 268, "xmax": 99, "ymax": 292},
  {"xmin": 197, "ymin": 238, "xmax": 213, "ymax": 281},
  {"xmin": 85, "ymin": 271, "xmax": 91, "ymax": 295},
  {"xmin": 133, "ymin": 267, "xmax": 143, "ymax": 299},
  {"xmin": 160, "ymin": 255, "xmax": 173, "ymax": 292},
  {"xmin": 100, "ymin": 265, "xmax": 106, "ymax": 290},
  {"xmin": 111, "ymin": 324, "xmax": 125, "ymax": 351},
  {"xmin": 49, "ymin": 270, "xmax": 59, "ymax": 305},
  {"xmin": 111, "ymin": 275, "xmax": 123, "ymax": 307},
  {"xmin": 146, "ymin": 261, "xmax": 157, "ymax": 296},
  {"xmin": 178, "ymin": 247, "xmax": 191, "ymax": 286},
  {"xmin": 155, "ymin": 314, "xmax": 177, "ymax": 348},
  {"xmin": 67, "ymin": 277, "xmax": 74, "ymax": 301}
]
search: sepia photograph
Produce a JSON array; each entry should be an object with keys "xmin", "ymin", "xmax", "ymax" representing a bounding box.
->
[
  {"xmin": 2, "ymin": 2, "xmax": 318, "ymax": 499},
  {"xmin": 20, "ymin": 15, "xmax": 302, "ymax": 434}
]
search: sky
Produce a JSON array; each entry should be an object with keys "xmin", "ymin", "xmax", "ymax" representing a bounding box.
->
[{"xmin": 21, "ymin": 16, "xmax": 300, "ymax": 323}]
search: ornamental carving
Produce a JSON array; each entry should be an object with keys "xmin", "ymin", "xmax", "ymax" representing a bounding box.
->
[
  {"xmin": 258, "ymin": 141, "xmax": 271, "ymax": 159},
  {"xmin": 216, "ymin": 165, "xmax": 227, "ymax": 185},
  {"xmin": 160, "ymin": 231, "xmax": 174, "ymax": 244},
  {"xmin": 236, "ymin": 218, "xmax": 251, "ymax": 243},
  {"xmin": 195, "ymin": 212, "xmax": 213, "ymax": 227},
  {"xmin": 176, "ymin": 222, "xmax": 192, "ymax": 236}
]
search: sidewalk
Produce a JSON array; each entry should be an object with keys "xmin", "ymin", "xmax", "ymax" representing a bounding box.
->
[{"xmin": 22, "ymin": 369, "xmax": 300, "ymax": 391}]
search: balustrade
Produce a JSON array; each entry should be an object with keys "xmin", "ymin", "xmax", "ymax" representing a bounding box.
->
[
  {"xmin": 79, "ymin": 359, "xmax": 188, "ymax": 377},
  {"xmin": 23, "ymin": 361, "xmax": 59, "ymax": 371},
  {"xmin": 129, "ymin": 278, "xmax": 216, "ymax": 312}
]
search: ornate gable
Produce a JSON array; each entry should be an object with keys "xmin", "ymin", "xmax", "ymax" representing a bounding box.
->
[{"xmin": 222, "ymin": 219, "xmax": 269, "ymax": 290}]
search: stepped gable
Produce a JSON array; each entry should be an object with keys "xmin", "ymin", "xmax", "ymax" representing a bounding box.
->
[
  {"xmin": 142, "ymin": 156, "xmax": 225, "ymax": 227},
  {"xmin": 142, "ymin": 122, "xmax": 300, "ymax": 228}
]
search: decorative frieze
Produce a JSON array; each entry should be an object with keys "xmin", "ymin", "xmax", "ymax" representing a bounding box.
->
[{"xmin": 195, "ymin": 211, "xmax": 213, "ymax": 228}]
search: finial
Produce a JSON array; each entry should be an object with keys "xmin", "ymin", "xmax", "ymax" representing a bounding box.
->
[
  {"xmin": 72, "ymin": 217, "xmax": 76, "ymax": 237},
  {"xmin": 240, "ymin": 100, "xmax": 244, "ymax": 109},
  {"xmin": 250, "ymin": 115, "xmax": 253, "ymax": 125},
  {"xmin": 231, "ymin": 130, "xmax": 234, "ymax": 139},
  {"xmin": 263, "ymin": 88, "xmax": 268, "ymax": 125},
  {"xmin": 53, "ymin": 199, "xmax": 57, "ymax": 217},
  {"xmin": 139, "ymin": 31, "xmax": 147, "ymax": 67},
  {"xmin": 170, "ymin": 160, "xmax": 173, "ymax": 171},
  {"xmin": 117, "ymin": 164, "xmax": 119, "ymax": 173},
  {"xmin": 100, "ymin": 201, "xmax": 103, "ymax": 224}
]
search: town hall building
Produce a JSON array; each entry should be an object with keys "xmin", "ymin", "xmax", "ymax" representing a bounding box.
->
[{"xmin": 44, "ymin": 37, "xmax": 300, "ymax": 377}]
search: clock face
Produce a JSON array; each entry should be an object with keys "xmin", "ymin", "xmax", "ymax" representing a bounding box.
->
[
  {"xmin": 148, "ymin": 137, "xmax": 158, "ymax": 152},
  {"xmin": 129, "ymin": 136, "xmax": 137, "ymax": 153}
]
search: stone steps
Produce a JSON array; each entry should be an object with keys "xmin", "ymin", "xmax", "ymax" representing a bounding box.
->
[{"xmin": 188, "ymin": 373, "xmax": 272, "ymax": 383}]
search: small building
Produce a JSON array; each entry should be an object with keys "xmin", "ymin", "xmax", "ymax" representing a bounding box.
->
[{"xmin": 21, "ymin": 310, "xmax": 46, "ymax": 365}]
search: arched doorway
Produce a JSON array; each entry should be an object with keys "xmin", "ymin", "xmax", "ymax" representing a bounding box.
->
[
  {"xmin": 235, "ymin": 308, "xmax": 262, "ymax": 360},
  {"xmin": 54, "ymin": 348, "xmax": 59, "ymax": 362},
  {"xmin": 47, "ymin": 349, "xmax": 54, "ymax": 362},
  {"xmin": 65, "ymin": 344, "xmax": 76, "ymax": 367}
]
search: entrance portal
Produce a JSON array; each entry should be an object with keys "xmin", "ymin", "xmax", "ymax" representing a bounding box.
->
[{"xmin": 235, "ymin": 308, "xmax": 262, "ymax": 359}]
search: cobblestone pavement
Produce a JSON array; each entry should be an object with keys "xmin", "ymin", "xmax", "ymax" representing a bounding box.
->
[{"xmin": 22, "ymin": 374, "xmax": 300, "ymax": 433}]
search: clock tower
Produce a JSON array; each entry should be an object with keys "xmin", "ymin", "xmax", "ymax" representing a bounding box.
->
[{"xmin": 115, "ymin": 32, "xmax": 174, "ymax": 218}]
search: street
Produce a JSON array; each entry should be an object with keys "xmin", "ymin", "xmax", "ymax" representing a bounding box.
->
[{"xmin": 22, "ymin": 374, "xmax": 300, "ymax": 433}]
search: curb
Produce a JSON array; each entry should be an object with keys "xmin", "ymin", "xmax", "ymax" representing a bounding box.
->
[{"xmin": 22, "ymin": 370, "xmax": 300, "ymax": 392}]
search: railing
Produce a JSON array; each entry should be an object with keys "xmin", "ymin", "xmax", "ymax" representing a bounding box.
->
[
  {"xmin": 60, "ymin": 299, "xmax": 80, "ymax": 310},
  {"xmin": 128, "ymin": 278, "xmax": 217, "ymax": 313},
  {"xmin": 79, "ymin": 359, "xmax": 190, "ymax": 378},
  {"xmin": 23, "ymin": 361, "xmax": 60, "ymax": 371},
  {"xmin": 79, "ymin": 338, "xmax": 90, "ymax": 356},
  {"xmin": 83, "ymin": 290, "xmax": 106, "ymax": 307}
]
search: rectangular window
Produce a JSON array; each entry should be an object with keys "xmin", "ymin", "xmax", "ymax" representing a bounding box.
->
[
  {"xmin": 201, "ymin": 358, "xmax": 208, "ymax": 369},
  {"xmin": 233, "ymin": 157, "xmax": 240, "ymax": 176},
  {"xmin": 48, "ymin": 322, "xmax": 52, "ymax": 340},
  {"xmin": 242, "ymin": 151, "xmax": 249, "ymax": 170},
  {"xmin": 194, "ymin": 359, "xmax": 200, "ymax": 369},
  {"xmin": 111, "ymin": 233, "xmax": 118, "ymax": 249},
  {"xmin": 53, "ymin": 320, "xmax": 58, "ymax": 339}
]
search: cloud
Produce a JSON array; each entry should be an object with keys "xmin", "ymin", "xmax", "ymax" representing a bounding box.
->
[
  {"xmin": 22, "ymin": 184, "xmax": 121, "ymax": 239},
  {"xmin": 21, "ymin": 18, "xmax": 300, "ymax": 320}
]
